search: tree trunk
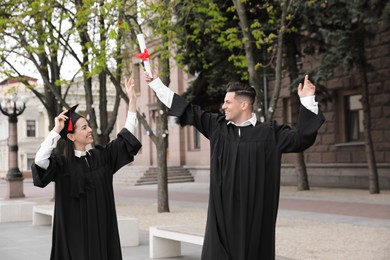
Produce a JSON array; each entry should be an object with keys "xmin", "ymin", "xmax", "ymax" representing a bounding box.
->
[
  {"xmin": 156, "ymin": 102, "xmax": 170, "ymax": 213},
  {"xmin": 156, "ymin": 20, "xmax": 171, "ymax": 212},
  {"xmin": 295, "ymin": 152, "xmax": 309, "ymax": 190},
  {"xmin": 266, "ymin": 0, "xmax": 288, "ymax": 121},
  {"xmin": 357, "ymin": 48, "xmax": 379, "ymax": 193},
  {"xmin": 232, "ymin": 0, "xmax": 264, "ymax": 119},
  {"xmin": 285, "ymin": 33, "xmax": 310, "ymax": 191},
  {"xmin": 98, "ymin": 7, "xmax": 109, "ymax": 145},
  {"xmin": 134, "ymin": 58, "xmax": 170, "ymax": 213},
  {"xmin": 291, "ymin": 95, "xmax": 310, "ymax": 190}
]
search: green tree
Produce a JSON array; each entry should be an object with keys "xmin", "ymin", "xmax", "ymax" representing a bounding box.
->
[
  {"xmin": 62, "ymin": 0, "xmax": 138, "ymax": 145},
  {"xmin": 233, "ymin": 0, "xmax": 331, "ymax": 191},
  {"xmin": 281, "ymin": 0, "xmax": 330, "ymax": 191},
  {"xmin": 1, "ymin": 0, "xmax": 69, "ymax": 133},
  {"xmin": 0, "ymin": 0, "xmax": 139, "ymax": 146},
  {"xmin": 174, "ymin": 0, "xmax": 248, "ymax": 110},
  {"xmin": 137, "ymin": 0, "xmax": 178, "ymax": 213},
  {"xmin": 314, "ymin": 0, "xmax": 389, "ymax": 193},
  {"xmin": 174, "ymin": 0, "xmax": 317, "ymax": 191}
]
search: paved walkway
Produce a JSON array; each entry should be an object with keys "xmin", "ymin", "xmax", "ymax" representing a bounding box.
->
[{"xmin": 1, "ymin": 179, "xmax": 390, "ymax": 259}]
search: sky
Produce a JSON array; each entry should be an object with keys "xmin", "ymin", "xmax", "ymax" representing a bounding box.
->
[
  {"xmin": 1, "ymin": 0, "xmax": 147, "ymax": 85},
  {"xmin": 4, "ymin": 53, "xmax": 81, "ymax": 84}
]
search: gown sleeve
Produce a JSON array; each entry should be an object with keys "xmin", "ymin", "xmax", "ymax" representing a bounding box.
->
[
  {"xmin": 168, "ymin": 93, "xmax": 220, "ymax": 139},
  {"xmin": 275, "ymin": 105, "xmax": 325, "ymax": 153},
  {"xmin": 31, "ymin": 155, "xmax": 64, "ymax": 188},
  {"xmin": 102, "ymin": 128, "xmax": 142, "ymax": 173}
]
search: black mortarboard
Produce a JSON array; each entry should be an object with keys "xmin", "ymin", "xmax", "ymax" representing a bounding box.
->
[{"xmin": 60, "ymin": 104, "xmax": 82, "ymax": 139}]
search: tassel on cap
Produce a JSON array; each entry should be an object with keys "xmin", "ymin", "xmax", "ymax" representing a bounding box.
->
[
  {"xmin": 59, "ymin": 104, "xmax": 81, "ymax": 139},
  {"xmin": 67, "ymin": 109, "xmax": 73, "ymax": 131}
]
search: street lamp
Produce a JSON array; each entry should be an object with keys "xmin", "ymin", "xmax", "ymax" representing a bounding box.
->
[{"xmin": 0, "ymin": 93, "xmax": 28, "ymax": 198}]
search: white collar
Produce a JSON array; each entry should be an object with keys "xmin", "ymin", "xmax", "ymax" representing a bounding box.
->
[
  {"xmin": 227, "ymin": 113, "xmax": 257, "ymax": 127},
  {"xmin": 74, "ymin": 150, "xmax": 88, "ymax": 158}
]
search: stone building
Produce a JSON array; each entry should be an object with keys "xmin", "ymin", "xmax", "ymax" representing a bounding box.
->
[
  {"xmin": 0, "ymin": 76, "xmax": 44, "ymax": 179},
  {"xmin": 129, "ymin": 26, "xmax": 389, "ymax": 189},
  {"xmin": 1, "ymin": 25, "xmax": 388, "ymax": 190},
  {"xmin": 276, "ymin": 26, "xmax": 390, "ymax": 189},
  {"xmin": 0, "ymin": 75, "xmax": 120, "ymax": 179}
]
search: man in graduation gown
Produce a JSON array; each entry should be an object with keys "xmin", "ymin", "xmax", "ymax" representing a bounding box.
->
[
  {"xmin": 144, "ymin": 72, "xmax": 325, "ymax": 260},
  {"xmin": 31, "ymin": 78, "xmax": 141, "ymax": 260}
]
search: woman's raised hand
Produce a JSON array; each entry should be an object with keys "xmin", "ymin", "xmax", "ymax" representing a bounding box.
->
[
  {"xmin": 125, "ymin": 78, "xmax": 136, "ymax": 112},
  {"xmin": 53, "ymin": 110, "xmax": 68, "ymax": 134}
]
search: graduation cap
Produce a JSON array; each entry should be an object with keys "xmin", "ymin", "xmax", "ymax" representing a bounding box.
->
[{"xmin": 60, "ymin": 104, "xmax": 82, "ymax": 139}]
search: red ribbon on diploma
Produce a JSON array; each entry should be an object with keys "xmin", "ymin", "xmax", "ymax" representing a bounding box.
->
[
  {"xmin": 136, "ymin": 49, "xmax": 150, "ymax": 61},
  {"xmin": 136, "ymin": 34, "xmax": 152, "ymax": 77}
]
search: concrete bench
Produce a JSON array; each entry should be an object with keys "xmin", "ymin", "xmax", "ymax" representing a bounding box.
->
[
  {"xmin": 32, "ymin": 205, "xmax": 139, "ymax": 247},
  {"xmin": 0, "ymin": 200, "xmax": 36, "ymax": 223},
  {"xmin": 33, "ymin": 204, "xmax": 54, "ymax": 226},
  {"xmin": 118, "ymin": 216, "xmax": 139, "ymax": 247},
  {"xmin": 149, "ymin": 226, "xmax": 204, "ymax": 258}
]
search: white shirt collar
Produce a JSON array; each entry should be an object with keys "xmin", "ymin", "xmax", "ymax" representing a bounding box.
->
[
  {"xmin": 227, "ymin": 113, "xmax": 257, "ymax": 127},
  {"xmin": 74, "ymin": 150, "xmax": 88, "ymax": 158}
]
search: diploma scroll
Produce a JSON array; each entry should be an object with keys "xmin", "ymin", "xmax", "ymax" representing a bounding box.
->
[{"xmin": 136, "ymin": 34, "xmax": 152, "ymax": 78}]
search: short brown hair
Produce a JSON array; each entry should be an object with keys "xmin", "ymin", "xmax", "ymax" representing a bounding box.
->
[{"xmin": 226, "ymin": 82, "xmax": 256, "ymax": 105}]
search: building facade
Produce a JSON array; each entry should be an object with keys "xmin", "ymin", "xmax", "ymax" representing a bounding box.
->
[
  {"xmin": 130, "ymin": 26, "xmax": 390, "ymax": 189},
  {"xmin": 0, "ymin": 77, "xmax": 44, "ymax": 179},
  {"xmin": 276, "ymin": 26, "xmax": 390, "ymax": 189},
  {"xmin": 0, "ymin": 75, "xmax": 120, "ymax": 179},
  {"xmin": 2, "ymin": 26, "xmax": 388, "ymax": 190}
]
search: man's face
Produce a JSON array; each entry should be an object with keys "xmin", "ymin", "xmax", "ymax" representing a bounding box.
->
[{"xmin": 222, "ymin": 92, "xmax": 243, "ymax": 123}]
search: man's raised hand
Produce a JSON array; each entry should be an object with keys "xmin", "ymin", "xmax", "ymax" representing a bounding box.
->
[{"xmin": 298, "ymin": 75, "xmax": 316, "ymax": 97}]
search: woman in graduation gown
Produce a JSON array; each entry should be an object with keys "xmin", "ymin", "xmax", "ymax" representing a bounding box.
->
[
  {"xmin": 144, "ymin": 71, "xmax": 325, "ymax": 260},
  {"xmin": 31, "ymin": 78, "xmax": 142, "ymax": 260}
]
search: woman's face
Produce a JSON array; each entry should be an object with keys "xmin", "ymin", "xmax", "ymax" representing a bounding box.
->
[{"xmin": 67, "ymin": 117, "xmax": 93, "ymax": 150}]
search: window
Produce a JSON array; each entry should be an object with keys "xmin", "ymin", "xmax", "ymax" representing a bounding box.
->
[
  {"xmin": 282, "ymin": 95, "xmax": 303, "ymax": 126},
  {"xmin": 188, "ymin": 126, "xmax": 200, "ymax": 150},
  {"xmin": 27, "ymin": 155, "xmax": 35, "ymax": 171},
  {"xmin": 193, "ymin": 127, "xmax": 200, "ymax": 149},
  {"xmin": 137, "ymin": 123, "xmax": 142, "ymax": 154},
  {"xmin": 337, "ymin": 92, "xmax": 364, "ymax": 143},
  {"xmin": 26, "ymin": 120, "xmax": 36, "ymax": 137},
  {"xmin": 345, "ymin": 94, "xmax": 364, "ymax": 142},
  {"xmin": 133, "ymin": 63, "xmax": 141, "ymax": 94},
  {"xmin": 149, "ymin": 56, "xmax": 160, "ymax": 104},
  {"xmin": 282, "ymin": 98, "xmax": 292, "ymax": 125}
]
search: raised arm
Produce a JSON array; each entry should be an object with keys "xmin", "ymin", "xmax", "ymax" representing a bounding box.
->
[
  {"xmin": 298, "ymin": 75, "xmax": 319, "ymax": 115},
  {"xmin": 298, "ymin": 75, "xmax": 316, "ymax": 97},
  {"xmin": 143, "ymin": 70, "xmax": 220, "ymax": 139},
  {"xmin": 34, "ymin": 110, "xmax": 68, "ymax": 170},
  {"xmin": 125, "ymin": 78, "xmax": 136, "ymax": 112},
  {"xmin": 124, "ymin": 78, "xmax": 138, "ymax": 135},
  {"xmin": 144, "ymin": 70, "xmax": 175, "ymax": 109}
]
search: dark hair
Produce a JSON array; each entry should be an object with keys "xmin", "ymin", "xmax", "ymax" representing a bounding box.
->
[
  {"xmin": 226, "ymin": 82, "xmax": 256, "ymax": 106},
  {"xmin": 63, "ymin": 116, "xmax": 83, "ymax": 159},
  {"xmin": 62, "ymin": 116, "xmax": 93, "ymax": 198}
]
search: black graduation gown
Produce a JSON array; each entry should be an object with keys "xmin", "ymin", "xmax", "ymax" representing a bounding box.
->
[
  {"xmin": 31, "ymin": 129, "xmax": 141, "ymax": 260},
  {"xmin": 168, "ymin": 94, "xmax": 325, "ymax": 260}
]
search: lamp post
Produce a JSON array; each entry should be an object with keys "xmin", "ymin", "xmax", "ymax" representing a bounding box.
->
[{"xmin": 0, "ymin": 93, "xmax": 28, "ymax": 198}]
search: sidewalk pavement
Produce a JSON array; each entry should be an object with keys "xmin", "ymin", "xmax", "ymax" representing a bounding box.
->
[{"xmin": 1, "ymin": 179, "xmax": 389, "ymax": 260}]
